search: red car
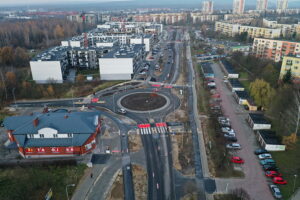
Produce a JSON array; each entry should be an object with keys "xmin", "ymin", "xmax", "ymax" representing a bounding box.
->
[
  {"xmin": 273, "ymin": 177, "xmax": 287, "ymax": 185},
  {"xmin": 265, "ymin": 171, "xmax": 282, "ymax": 178},
  {"xmin": 230, "ymin": 156, "xmax": 244, "ymax": 164}
]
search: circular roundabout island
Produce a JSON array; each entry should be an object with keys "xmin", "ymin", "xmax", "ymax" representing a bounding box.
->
[{"xmin": 120, "ymin": 92, "xmax": 169, "ymax": 112}]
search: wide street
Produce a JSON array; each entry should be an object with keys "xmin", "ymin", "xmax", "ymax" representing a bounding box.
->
[{"xmin": 13, "ymin": 27, "xmax": 214, "ymax": 200}]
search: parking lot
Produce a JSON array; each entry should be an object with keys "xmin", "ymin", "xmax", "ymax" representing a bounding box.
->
[{"xmin": 210, "ymin": 61, "xmax": 276, "ymax": 200}]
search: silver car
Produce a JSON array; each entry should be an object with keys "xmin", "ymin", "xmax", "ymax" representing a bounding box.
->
[
  {"xmin": 226, "ymin": 143, "xmax": 241, "ymax": 150},
  {"xmin": 269, "ymin": 184, "xmax": 282, "ymax": 199},
  {"xmin": 258, "ymin": 153, "xmax": 272, "ymax": 160}
]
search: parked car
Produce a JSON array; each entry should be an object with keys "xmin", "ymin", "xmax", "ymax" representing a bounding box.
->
[
  {"xmin": 265, "ymin": 171, "xmax": 282, "ymax": 178},
  {"xmin": 260, "ymin": 159, "xmax": 276, "ymax": 165},
  {"xmin": 226, "ymin": 136, "xmax": 238, "ymax": 142},
  {"xmin": 263, "ymin": 164, "xmax": 278, "ymax": 171},
  {"xmin": 273, "ymin": 177, "xmax": 287, "ymax": 185},
  {"xmin": 269, "ymin": 184, "xmax": 283, "ymax": 199},
  {"xmin": 117, "ymin": 108, "xmax": 127, "ymax": 114},
  {"xmin": 221, "ymin": 127, "xmax": 235, "ymax": 134},
  {"xmin": 258, "ymin": 153, "xmax": 272, "ymax": 160},
  {"xmin": 226, "ymin": 143, "xmax": 241, "ymax": 150},
  {"xmin": 254, "ymin": 149, "xmax": 269, "ymax": 155},
  {"xmin": 231, "ymin": 156, "xmax": 244, "ymax": 164},
  {"xmin": 224, "ymin": 132, "xmax": 236, "ymax": 137}
]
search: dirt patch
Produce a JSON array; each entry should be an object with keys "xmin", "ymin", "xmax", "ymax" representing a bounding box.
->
[
  {"xmin": 173, "ymin": 132, "xmax": 195, "ymax": 176},
  {"xmin": 121, "ymin": 92, "xmax": 167, "ymax": 111},
  {"xmin": 132, "ymin": 164, "xmax": 147, "ymax": 200},
  {"xmin": 106, "ymin": 171, "xmax": 124, "ymax": 200},
  {"xmin": 128, "ymin": 133, "xmax": 142, "ymax": 152}
]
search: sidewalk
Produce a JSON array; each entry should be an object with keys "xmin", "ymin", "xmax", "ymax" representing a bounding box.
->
[{"xmin": 291, "ymin": 188, "xmax": 300, "ymax": 200}]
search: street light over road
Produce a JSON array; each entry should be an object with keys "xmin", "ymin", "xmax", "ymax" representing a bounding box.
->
[{"xmin": 66, "ymin": 184, "xmax": 76, "ymax": 200}]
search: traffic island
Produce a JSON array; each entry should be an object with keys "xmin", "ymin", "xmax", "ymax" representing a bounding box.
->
[{"xmin": 119, "ymin": 92, "xmax": 170, "ymax": 113}]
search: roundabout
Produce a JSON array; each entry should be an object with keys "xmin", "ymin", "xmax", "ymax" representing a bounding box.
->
[{"xmin": 118, "ymin": 92, "xmax": 170, "ymax": 113}]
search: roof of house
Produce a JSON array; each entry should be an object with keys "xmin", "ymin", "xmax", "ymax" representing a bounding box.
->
[
  {"xmin": 4, "ymin": 111, "xmax": 99, "ymax": 148},
  {"xmin": 201, "ymin": 62, "xmax": 214, "ymax": 74},
  {"xmin": 257, "ymin": 130, "xmax": 282, "ymax": 145},
  {"xmin": 235, "ymin": 91, "xmax": 249, "ymax": 99},
  {"xmin": 229, "ymin": 79, "xmax": 244, "ymax": 88},
  {"xmin": 249, "ymin": 113, "xmax": 270, "ymax": 124},
  {"xmin": 221, "ymin": 59, "xmax": 238, "ymax": 75}
]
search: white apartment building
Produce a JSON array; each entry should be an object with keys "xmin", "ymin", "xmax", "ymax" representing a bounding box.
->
[
  {"xmin": 215, "ymin": 21, "xmax": 281, "ymax": 39},
  {"xmin": 99, "ymin": 44, "xmax": 145, "ymax": 80},
  {"xmin": 256, "ymin": 0, "xmax": 268, "ymax": 11},
  {"xmin": 30, "ymin": 47, "xmax": 68, "ymax": 83},
  {"xmin": 233, "ymin": 0, "xmax": 245, "ymax": 14},
  {"xmin": 130, "ymin": 34, "xmax": 154, "ymax": 52},
  {"xmin": 191, "ymin": 13, "xmax": 219, "ymax": 23},
  {"xmin": 277, "ymin": 0, "xmax": 288, "ymax": 13},
  {"xmin": 202, "ymin": 1, "xmax": 214, "ymax": 14}
]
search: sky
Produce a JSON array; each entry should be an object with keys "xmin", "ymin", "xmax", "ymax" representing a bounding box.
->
[{"xmin": 0, "ymin": 0, "xmax": 298, "ymax": 7}]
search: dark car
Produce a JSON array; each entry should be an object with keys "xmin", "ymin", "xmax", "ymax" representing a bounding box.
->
[
  {"xmin": 255, "ymin": 149, "xmax": 268, "ymax": 155},
  {"xmin": 263, "ymin": 164, "xmax": 278, "ymax": 171},
  {"xmin": 226, "ymin": 136, "xmax": 238, "ymax": 142}
]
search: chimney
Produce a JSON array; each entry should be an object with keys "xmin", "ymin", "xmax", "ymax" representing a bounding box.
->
[
  {"xmin": 64, "ymin": 115, "xmax": 69, "ymax": 119},
  {"xmin": 33, "ymin": 118, "xmax": 39, "ymax": 127}
]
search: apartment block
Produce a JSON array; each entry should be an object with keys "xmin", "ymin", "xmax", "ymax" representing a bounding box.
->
[
  {"xmin": 215, "ymin": 21, "xmax": 281, "ymax": 39},
  {"xmin": 262, "ymin": 18, "xmax": 300, "ymax": 37},
  {"xmin": 133, "ymin": 13, "xmax": 188, "ymax": 24},
  {"xmin": 256, "ymin": 0, "xmax": 268, "ymax": 11},
  {"xmin": 202, "ymin": 1, "xmax": 214, "ymax": 14},
  {"xmin": 99, "ymin": 44, "xmax": 145, "ymax": 80},
  {"xmin": 233, "ymin": 0, "xmax": 245, "ymax": 14},
  {"xmin": 252, "ymin": 38, "xmax": 300, "ymax": 62},
  {"xmin": 279, "ymin": 55, "xmax": 300, "ymax": 80},
  {"xmin": 277, "ymin": 0, "xmax": 288, "ymax": 13},
  {"xmin": 190, "ymin": 13, "xmax": 219, "ymax": 23}
]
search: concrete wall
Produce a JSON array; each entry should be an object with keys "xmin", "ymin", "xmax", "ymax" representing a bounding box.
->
[
  {"xmin": 99, "ymin": 58, "xmax": 133, "ymax": 80},
  {"xmin": 30, "ymin": 61, "xmax": 63, "ymax": 83}
]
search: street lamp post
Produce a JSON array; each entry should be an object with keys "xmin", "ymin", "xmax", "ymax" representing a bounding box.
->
[
  {"xmin": 66, "ymin": 184, "xmax": 75, "ymax": 200},
  {"xmin": 12, "ymin": 87, "xmax": 17, "ymax": 108},
  {"xmin": 293, "ymin": 174, "xmax": 298, "ymax": 194}
]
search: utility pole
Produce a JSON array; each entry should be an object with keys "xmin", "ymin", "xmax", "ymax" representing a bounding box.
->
[{"xmin": 295, "ymin": 105, "xmax": 300, "ymax": 135}]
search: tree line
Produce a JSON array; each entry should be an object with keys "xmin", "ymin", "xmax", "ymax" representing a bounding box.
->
[{"xmin": 0, "ymin": 18, "xmax": 89, "ymax": 49}]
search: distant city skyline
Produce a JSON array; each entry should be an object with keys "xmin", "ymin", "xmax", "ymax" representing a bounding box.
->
[{"xmin": 0, "ymin": 0, "xmax": 299, "ymax": 8}]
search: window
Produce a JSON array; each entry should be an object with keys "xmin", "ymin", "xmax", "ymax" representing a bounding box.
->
[
  {"xmin": 40, "ymin": 134, "xmax": 44, "ymax": 138},
  {"xmin": 85, "ymin": 143, "xmax": 92, "ymax": 150},
  {"xmin": 28, "ymin": 134, "xmax": 34, "ymax": 138},
  {"xmin": 68, "ymin": 133, "xmax": 73, "ymax": 138},
  {"xmin": 53, "ymin": 134, "xmax": 58, "ymax": 138}
]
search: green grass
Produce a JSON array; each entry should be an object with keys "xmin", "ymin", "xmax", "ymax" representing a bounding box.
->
[
  {"xmin": 0, "ymin": 164, "xmax": 86, "ymax": 200},
  {"xmin": 239, "ymin": 71, "xmax": 249, "ymax": 80},
  {"xmin": 93, "ymin": 81, "xmax": 125, "ymax": 92},
  {"xmin": 240, "ymin": 80, "xmax": 251, "ymax": 92},
  {"xmin": 271, "ymin": 139, "xmax": 300, "ymax": 199},
  {"xmin": 77, "ymin": 69, "xmax": 99, "ymax": 75}
]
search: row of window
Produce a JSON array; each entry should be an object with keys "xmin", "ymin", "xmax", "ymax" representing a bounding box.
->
[
  {"xmin": 25, "ymin": 147, "xmax": 74, "ymax": 153},
  {"xmin": 27, "ymin": 133, "xmax": 73, "ymax": 139}
]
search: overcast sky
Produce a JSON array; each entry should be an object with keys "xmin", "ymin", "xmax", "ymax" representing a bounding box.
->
[{"xmin": 0, "ymin": 0, "xmax": 293, "ymax": 6}]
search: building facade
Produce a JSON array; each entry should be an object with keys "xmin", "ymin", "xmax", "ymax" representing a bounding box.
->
[
  {"xmin": 3, "ymin": 110, "xmax": 101, "ymax": 158},
  {"xmin": 277, "ymin": 0, "xmax": 288, "ymax": 13},
  {"xmin": 191, "ymin": 13, "xmax": 219, "ymax": 23},
  {"xmin": 99, "ymin": 44, "xmax": 145, "ymax": 80},
  {"xmin": 256, "ymin": 0, "xmax": 268, "ymax": 11},
  {"xmin": 133, "ymin": 13, "xmax": 188, "ymax": 24},
  {"xmin": 279, "ymin": 55, "xmax": 300, "ymax": 80},
  {"xmin": 252, "ymin": 38, "xmax": 300, "ymax": 62},
  {"xmin": 215, "ymin": 21, "xmax": 281, "ymax": 38},
  {"xmin": 262, "ymin": 18, "xmax": 300, "ymax": 38},
  {"xmin": 202, "ymin": 1, "xmax": 214, "ymax": 14},
  {"xmin": 233, "ymin": 0, "xmax": 245, "ymax": 14}
]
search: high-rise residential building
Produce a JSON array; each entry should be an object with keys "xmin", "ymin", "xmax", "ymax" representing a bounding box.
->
[
  {"xmin": 202, "ymin": 1, "xmax": 214, "ymax": 14},
  {"xmin": 256, "ymin": 0, "xmax": 268, "ymax": 11},
  {"xmin": 233, "ymin": 0, "xmax": 245, "ymax": 14},
  {"xmin": 277, "ymin": 0, "xmax": 288, "ymax": 13}
]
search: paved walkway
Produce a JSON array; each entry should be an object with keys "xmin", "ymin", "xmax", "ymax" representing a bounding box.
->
[{"xmin": 291, "ymin": 188, "xmax": 300, "ymax": 200}]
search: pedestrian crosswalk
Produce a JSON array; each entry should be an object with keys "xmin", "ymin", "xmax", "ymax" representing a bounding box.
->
[{"xmin": 137, "ymin": 123, "xmax": 169, "ymax": 135}]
